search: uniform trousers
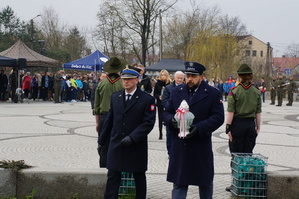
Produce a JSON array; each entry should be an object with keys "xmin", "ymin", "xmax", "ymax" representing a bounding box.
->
[
  {"xmin": 229, "ymin": 118, "xmax": 257, "ymax": 154},
  {"xmin": 270, "ymin": 89, "xmax": 276, "ymax": 104},
  {"xmin": 277, "ymin": 89, "xmax": 284, "ymax": 106},
  {"xmin": 104, "ymin": 170, "xmax": 146, "ymax": 199},
  {"xmin": 97, "ymin": 114, "xmax": 108, "ymax": 168},
  {"xmin": 287, "ymin": 91, "xmax": 293, "ymax": 105},
  {"xmin": 54, "ymin": 86, "xmax": 62, "ymax": 102},
  {"xmin": 172, "ymin": 183, "xmax": 213, "ymax": 199}
]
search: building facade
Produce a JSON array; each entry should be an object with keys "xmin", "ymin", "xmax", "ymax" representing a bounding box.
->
[{"xmin": 237, "ymin": 35, "xmax": 273, "ymax": 78}]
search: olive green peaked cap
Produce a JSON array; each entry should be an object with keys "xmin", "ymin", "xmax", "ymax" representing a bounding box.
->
[
  {"xmin": 236, "ymin": 64, "xmax": 253, "ymax": 74},
  {"xmin": 103, "ymin": 57, "xmax": 127, "ymax": 73}
]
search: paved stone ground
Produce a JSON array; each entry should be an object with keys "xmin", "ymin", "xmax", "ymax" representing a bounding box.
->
[{"xmin": 0, "ymin": 99, "xmax": 298, "ymax": 199}]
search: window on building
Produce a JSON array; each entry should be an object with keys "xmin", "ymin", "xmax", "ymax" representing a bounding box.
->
[
  {"xmin": 252, "ymin": 50, "xmax": 257, "ymax": 57},
  {"xmin": 260, "ymin": 51, "xmax": 263, "ymax": 57},
  {"xmin": 249, "ymin": 40, "xmax": 252, "ymax": 45},
  {"xmin": 246, "ymin": 50, "xmax": 250, "ymax": 56}
]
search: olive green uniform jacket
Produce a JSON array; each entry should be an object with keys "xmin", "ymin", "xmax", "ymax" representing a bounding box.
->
[
  {"xmin": 228, "ymin": 83, "xmax": 262, "ymax": 118},
  {"xmin": 94, "ymin": 74, "xmax": 123, "ymax": 115}
]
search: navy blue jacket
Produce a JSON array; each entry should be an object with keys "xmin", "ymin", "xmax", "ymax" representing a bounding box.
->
[
  {"xmin": 163, "ymin": 80, "xmax": 224, "ymax": 186},
  {"xmin": 99, "ymin": 87, "xmax": 156, "ymax": 172}
]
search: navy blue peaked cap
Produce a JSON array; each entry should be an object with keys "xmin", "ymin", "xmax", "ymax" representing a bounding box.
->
[
  {"xmin": 184, "ymin": 61, "xmax": 206, "ymax": 75},
  {"xmin": 121, "ymin": 65, "xmax": 141, "ymax": 78}
]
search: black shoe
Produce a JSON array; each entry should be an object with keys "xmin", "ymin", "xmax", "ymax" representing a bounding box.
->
[
  {"xmin": 159, "ymin": 137, "xmax": 163, "ymax": 140},
  {"xmin": 225, "ymin": 186, "xmax": 232, "ymax": 192},
  {"xmin": 270, "ymin": 103, "xmax": 275, "ymax": 105},
  {"xmin": 286, "ymin": 104, "xmax": 292, "ymax": 106},
  {"xmin": 276, "ymin": 105, "xmax": 281, "ymax": 106}
]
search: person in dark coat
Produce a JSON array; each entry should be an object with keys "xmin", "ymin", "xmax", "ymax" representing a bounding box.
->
[
  {"xmin": 41, "ymin": 71, "xmax": 50, "ymax": 101},
  {"xmin": 163, "ymin": 61, "xmax": 224, "ymax": 199},
  {"xmin": 0, "ymin": 69, "xmax": 8, "ymax": 101},
  {"xmin": 94, "ymin": 58, "xmax": 125, "ymax": 168},
  {"xmin": 98, "ymin": 66, "xmax": 156, "ymax": 199},
  {"xmin": 162, "ymin": 71, "xmax": 185, "ymax": 155},
  {"xmin": 154, "ymin": 69, "xmax": 171, "ymax": 140},
  {"xmin": 136, "ymin": 64, "xmax": 152, "ymax": 94}
]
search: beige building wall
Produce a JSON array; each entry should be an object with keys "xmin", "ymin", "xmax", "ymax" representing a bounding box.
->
[{"xmin": 238, "ymin": 35, "xmax": 273, "ymax": 77}]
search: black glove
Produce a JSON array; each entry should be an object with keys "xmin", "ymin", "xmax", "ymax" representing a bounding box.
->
[
  {"xmin": 120, "ymin": 136, "xmax": 133, "ymax": 147},
  {"xmin": 169, "ymin": 117, "xmax": 179, "ymax": 131},
  {"xmin": 186, "ymin": 125, "xmax": 198, "ymax": 139}
]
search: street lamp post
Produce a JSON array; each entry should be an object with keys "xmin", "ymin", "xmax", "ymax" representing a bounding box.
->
[
  {"xmin": 30, "ymin": 15, "xmax": 41, "ymax": 49},
  {"xmin": 38, "ymin": 40, "xmax": 45, "ymax": 55}
]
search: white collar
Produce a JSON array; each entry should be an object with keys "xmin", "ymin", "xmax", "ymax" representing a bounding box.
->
[{"xmin": 125, "ymin": 87, "xmax": 137, "ymax": 97}]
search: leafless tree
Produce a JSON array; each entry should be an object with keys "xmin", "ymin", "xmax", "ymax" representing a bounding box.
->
[
  {"xmin": 95, "ymin": 0, "xmax": 178, "ymax": 66},
  {"xmin": 38, "ymin": 7, "xmax": 65, "ymax": 50},
  {"xmin": 285, "ymin": 43, "xmax": 299, "ymax": 57},
  {"xmin": 37, "ymin": 7, "xmax": 88, "ymax": 62},
  {"xmin": 218, "ymin": 15, "xmax": 248, "ymax": 36}
]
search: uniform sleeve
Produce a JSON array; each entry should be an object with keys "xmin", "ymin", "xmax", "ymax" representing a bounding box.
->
[
  {"xmin": 195, "ymin": 90, "xmax": 224, "ymax": 137},
  {"xmin": 98, "ymin": 97, "xmax": 114, "ymax": 145},
  {"xmin": 256, "ymin": 92, "xmax": 262, "ymax": 113},
  {"xmin": 90, "ymin": 83, "xmax": 97, "ymax": 109},
  {"xmin": 227, "ymin": 88, "xmax": 236, "ymax": 112},
  {"xmin": 94, "ymin": 84, "xmax": 101, "ymax": 115}
]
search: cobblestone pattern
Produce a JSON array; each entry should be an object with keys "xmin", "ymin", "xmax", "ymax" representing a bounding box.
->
[{"xmin": 0, "ymin": 100, "xmax": 298, "ymax": 198}]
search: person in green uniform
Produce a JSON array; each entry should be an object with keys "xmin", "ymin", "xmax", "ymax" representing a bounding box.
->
[
  {"xmin": 225, "ymin": 64, "xmax": 262, "ymax": 192},
  {"xmin": 94, "ymin": 57, "xmax": 127, "ymax": 168},
  {"xmin": 269, "ymin": 76, "xmax": 277, "ymax": 105},
  {"xmin": 286, "ymin": 76, "xmax": 297, "ymax": 106},
  {"xmin": 54, "ymin": 69, "xmax": 64, "ymax": 103},
  {"xmin": 276, "ymin": 74, "xmax": 285, "ymax": 106}
]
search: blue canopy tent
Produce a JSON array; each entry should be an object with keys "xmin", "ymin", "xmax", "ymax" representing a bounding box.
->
[{"xmin": 63, "ymin": 50, "xmax": 109, "ymax": 72}]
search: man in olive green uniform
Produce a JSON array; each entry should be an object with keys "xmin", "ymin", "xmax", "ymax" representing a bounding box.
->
[
  {"xmin": 94, "ymin": 57, "xmax": 127, "ymax": 167},
  {"xmin": 225, "ymin": 64, "xmax": 261, "ymax": 192},
  {"xmin": 276, "ymin": 74, "xmax": 285, "ymax": 106},
  {"xmin": 286, "ymin": 76, "xmax": 297, "ymax": 106},
  {"xmin": 54, "ymin": 69, "xmax": 64, "ymax": 103},
  {"xmin": 269, "ymin": 76, "xmax": 277, "ymax": 105}
]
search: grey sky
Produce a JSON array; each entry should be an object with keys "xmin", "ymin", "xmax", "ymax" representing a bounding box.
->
[{"xmin": 2, "ymin": 0, "xmax": 298, "ymax": 57}]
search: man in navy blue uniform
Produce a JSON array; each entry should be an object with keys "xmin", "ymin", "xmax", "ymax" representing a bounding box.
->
[
  {"xmin": 163, "ymin": 61, "xmax": 224, "ymax": 199},
  {"xmin": 98, "ymin": 66, "xmax": 156, "ymax": 199}
]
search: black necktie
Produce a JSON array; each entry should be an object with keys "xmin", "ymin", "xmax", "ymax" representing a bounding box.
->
[
  {"xmin": 189, "ymin": 89, "xmax": 195, "ymax": 103},
  {"xmin": 125, "ymin": 94, "xmax": 131, "ymax": 107}
]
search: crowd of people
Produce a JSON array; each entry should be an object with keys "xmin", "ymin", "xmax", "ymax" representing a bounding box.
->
[
  {"xmin": 1, "ymin": 67, "xmax": 296, "ymax": 106},
  {"xmin": 0, "ymin": 68, "xmax": 101, "ymax": 103}
]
